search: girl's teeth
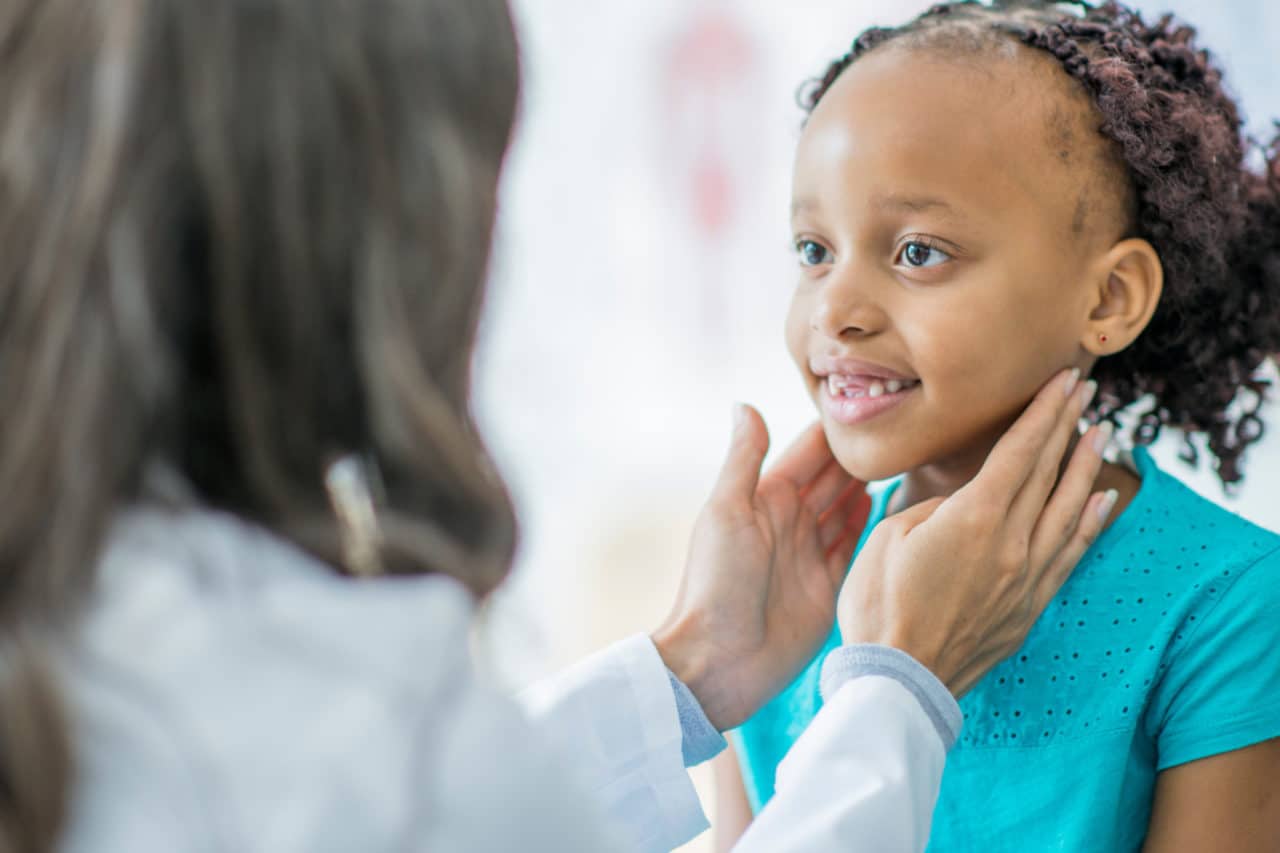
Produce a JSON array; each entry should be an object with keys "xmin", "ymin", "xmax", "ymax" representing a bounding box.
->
[{"xmin": 827, "ymin": 374, "xmax": 917, "ymax": 400}]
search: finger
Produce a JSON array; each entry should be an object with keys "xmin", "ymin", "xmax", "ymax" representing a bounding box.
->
[
  {"xmin": 1026, "ymin": 422, "xmax": 1110, "ymax": 564},
  {"xmin": 766, "ymin": 421, "xmax": 836, "ymax": 489},
  {"xmin": 886, "ymin": 495, "xmax": 946, "ymax": 533},
  {"xmin": 824, "ymin": 491, "xmax": 873, "ymax": 585},
  {"xmin": 801, "ymin": 459, "xmax": 857, "ymax": 515},
  {"xmin": 963, "ymin": 367, "xmax": 1081, "ymax": 510},
  {"xmin": 818, "ymin": 482, "xmax": 863, "ymax": 548},
  {"xmin": 1006, "ymin": 377, "xmax": 1098, "ymax": 534},
  {"xmin": 1029, "ymin": 488, "xmax": 1119, "ymax": 616},
  {"xmin": 819, "ymin": 481, "xmax": 868, "ymax": 549},
  {"xmin": 709, "ymin": 403, "xmax": 771, "ymax": 505}
]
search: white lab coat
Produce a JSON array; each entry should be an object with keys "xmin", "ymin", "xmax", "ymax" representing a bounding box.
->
[
  {"xmin": 57, "ymin": 507, "xmax": 945, "ymax": 851},
  {"xmin": 525, "ymin": 634, "xmax": 947, "ymax": 852}
]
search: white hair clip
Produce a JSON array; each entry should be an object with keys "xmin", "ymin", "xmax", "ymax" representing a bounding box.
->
[{"xmin": 324, "ymin": 455, "xmax": 384, "ymax": 577}]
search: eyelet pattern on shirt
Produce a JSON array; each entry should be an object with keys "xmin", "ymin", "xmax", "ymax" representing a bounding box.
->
[{"xmin": 955, "ymin": 504, "xmax": 1268, "ymax": 747}]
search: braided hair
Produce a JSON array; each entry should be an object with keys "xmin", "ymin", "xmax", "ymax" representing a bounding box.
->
[{"xmin": 802, "ymin": 1, "xmax": 1280, "ymax": 487}]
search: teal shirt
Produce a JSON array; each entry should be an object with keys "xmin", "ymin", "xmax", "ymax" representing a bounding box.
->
[{"xmin": 731, "ymin": 447, "xmax": 1280, "ymax": 851}]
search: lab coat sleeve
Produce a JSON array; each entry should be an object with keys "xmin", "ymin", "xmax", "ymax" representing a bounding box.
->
[
  {"xmin": 523, "ymin": 636, "xmax": 957, "ymax": 853},
  {"xmin": 520, "ymin": 634, "xmax": 709, "ymax": 853},
  {"xmin": 734, "ymin": 662, "xmax": 954, "ymax": 853}
]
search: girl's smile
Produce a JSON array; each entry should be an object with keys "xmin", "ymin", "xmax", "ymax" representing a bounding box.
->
[{"xmin": 812, "ymin": 356, "xmax": 921, "ymax": 426}]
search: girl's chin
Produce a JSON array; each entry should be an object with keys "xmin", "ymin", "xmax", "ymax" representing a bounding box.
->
[{"xmin": 828, "ymin": 440, "xmax": 916, "ymax": 484}]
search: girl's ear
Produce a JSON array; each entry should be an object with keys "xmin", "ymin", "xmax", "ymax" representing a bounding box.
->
[{"xmin": 1083, "ymin": 238, "xmax": 1163, "ymax": 355}]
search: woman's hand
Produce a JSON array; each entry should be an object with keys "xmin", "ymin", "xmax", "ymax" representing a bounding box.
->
[
  {"xmin": 652, "ymin": 405, "xmax": 871, "ymax": 731},
  {"xmin": 838, "ymin": 368, "xmax": 1114, "ymax": 697}
]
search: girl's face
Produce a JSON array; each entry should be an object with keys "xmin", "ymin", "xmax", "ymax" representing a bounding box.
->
[{"xmin": 787, "ymin": 45, "xmax": 1113, "ymax": 483}]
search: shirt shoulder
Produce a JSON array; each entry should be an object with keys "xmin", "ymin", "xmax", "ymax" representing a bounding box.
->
[
  {"xmin": 1074, "ymin": 447, "xmax": 1280, "ymax": 613},
  {"xmin": 952, "ymin": 448, "xmax": 1280, "ymax": 751},
  {"xmin": 1133, "ymin": 448, "xmax": 1280, "ymax": 563},
  {"xmin": 61, "ymin": 508, "xmax": 481, "ymax": 852}
]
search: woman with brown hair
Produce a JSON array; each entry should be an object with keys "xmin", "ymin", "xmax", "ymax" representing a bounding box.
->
[{"xmin": 0, "ymin": 0, "xmax": 1109, "ymax": 850}]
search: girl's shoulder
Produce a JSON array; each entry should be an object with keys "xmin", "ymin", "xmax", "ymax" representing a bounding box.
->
[
  {"xmin": 1098, "ymin": 445, "xmax": 1280, "ymax": 577},
  {"xmin": 1061, "ymin": 446, "xmax": 1280, "ymax": 671},
  {"xmin": 954, "ymin": 448, "xmax": 1280, "ymax": 752}
]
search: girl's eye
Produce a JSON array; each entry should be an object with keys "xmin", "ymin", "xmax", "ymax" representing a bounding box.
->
[
  {"xmin": 796, "ymin": 239, "xmax": 832, "ymax": 267},
  {"xmin": 899, "ymin": 240, "xmax": 951, "ymax": 269}
]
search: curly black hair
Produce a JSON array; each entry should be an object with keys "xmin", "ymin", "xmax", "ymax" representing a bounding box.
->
[{"xmin": 802, "ymin": 0, "xmax": 1280, "ymax": 487}]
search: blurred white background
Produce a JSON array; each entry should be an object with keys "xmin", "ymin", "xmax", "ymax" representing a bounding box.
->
[{"xmin": 473, "ymin": 2, "xmax": 1278, "ymax": 848}]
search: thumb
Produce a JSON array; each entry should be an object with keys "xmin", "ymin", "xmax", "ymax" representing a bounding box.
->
[{"xmin": 711, "ymin": 403, "xmax": 771, "ymax": 506}]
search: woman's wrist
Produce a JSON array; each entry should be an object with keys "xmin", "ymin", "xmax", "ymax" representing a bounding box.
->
[
  {"xmin": 820, "ymin": 643, "xmax": 962, "ymax": 749},
  {"xmin": 651, "ymin": 617, "xmax": 739, "ymax": 732},
  {"xmin": 837, "ymin": 618, "xmax": 951, "ymax": 690}
]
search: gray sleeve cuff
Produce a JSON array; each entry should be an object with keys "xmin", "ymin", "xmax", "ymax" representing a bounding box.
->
[
  {"xmin": 819, "ymin": 644, "xmax": 963, "ymax": 751},
  {"xmin": 666, "ymin": 669, "xmax": 728, "ymax": 767}
]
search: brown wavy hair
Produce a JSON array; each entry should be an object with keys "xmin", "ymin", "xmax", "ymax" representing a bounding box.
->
[
  {"xmin": 802, "ymin": 0, "xmax": 1280, "ymax": 487},
  {"xmin": 0, "ymin": 0, "xmax": 520, "ymax": 848}
]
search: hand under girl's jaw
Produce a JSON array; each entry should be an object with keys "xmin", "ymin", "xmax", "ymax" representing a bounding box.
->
[{"xmin": 784, "ymin": 41, "xmax": 1158, "ymax": 490}]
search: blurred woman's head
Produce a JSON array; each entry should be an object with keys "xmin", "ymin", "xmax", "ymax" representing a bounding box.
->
[
  {"xmin": 0, "ymin": 0, "xmax": 520, "ymax": 846},
  {"xmin": 2, "ymin": 0, "xmax": 522, "ymax": 599}
]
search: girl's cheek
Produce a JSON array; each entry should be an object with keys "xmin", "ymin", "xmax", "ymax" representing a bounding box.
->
[
  {"xmin": 784, "ymin": 289, "xmax": 811, "ymax": 366},
  {"xmin": 904, "ymin": 312, "xmax": 989, "ymax": 380}
]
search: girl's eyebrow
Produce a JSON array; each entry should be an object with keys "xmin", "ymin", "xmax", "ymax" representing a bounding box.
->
[
  {"xmin": 873, "ymin": 193, "xmax": 961, "ymax": 216},
  {"xmin": 790, "ymin": 193, "xmax": 967, "ymax": 221},
  {"xmin": 791, "ymin": 198, "xmax": 821, "ymax": 219}
]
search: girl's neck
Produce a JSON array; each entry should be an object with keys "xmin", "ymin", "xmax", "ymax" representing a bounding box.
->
[
  {"xmin": 892, "ymin": 434, "xmax": 1000, "ymax": 512},
  {"xmin": 889, "ymin": 432, "xmax": 1142, "ymax": 527}
]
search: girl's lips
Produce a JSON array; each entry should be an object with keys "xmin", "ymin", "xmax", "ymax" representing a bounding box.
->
[{"xmin": 819, "ymin": 380, "xmax": 918, "ymax": 426}]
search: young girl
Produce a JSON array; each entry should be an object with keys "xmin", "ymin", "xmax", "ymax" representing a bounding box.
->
[{"xmin": 718, "ymin": 1, "xmax": 1280, "ymax": 850}]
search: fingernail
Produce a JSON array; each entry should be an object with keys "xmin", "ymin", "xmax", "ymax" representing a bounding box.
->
[
  {"xmin": 1064, "ymin": 367, "xmax": 1081, "ymax": 397},
  {"xmin": 1097, "ymin": 488, "xmax": 1119, "ymax": 522},
  {"xmin": 1079, "ymin": 379, "xmax": 1098, "ymax": 412},
  {"xmin": 733, "ymin": 403, "xmax": 746, "ymax": 435},
  {"xmin": 1092, "ymin": 420, "xmax": 1114, "ymax": 454}
]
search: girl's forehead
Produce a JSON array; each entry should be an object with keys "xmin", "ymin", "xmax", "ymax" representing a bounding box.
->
[
  {"xmin": 794, "ymin": 44, "xmax": 1113, "ymax": 236},
  {"xmin": 808, "ymin": 43, "xmax": 1092, "ymax": 163}
]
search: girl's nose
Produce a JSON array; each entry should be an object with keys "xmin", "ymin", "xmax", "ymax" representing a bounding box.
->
[{"xmin": 810, "ymin": 266, "xmax": 887, "ymax": 339}]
